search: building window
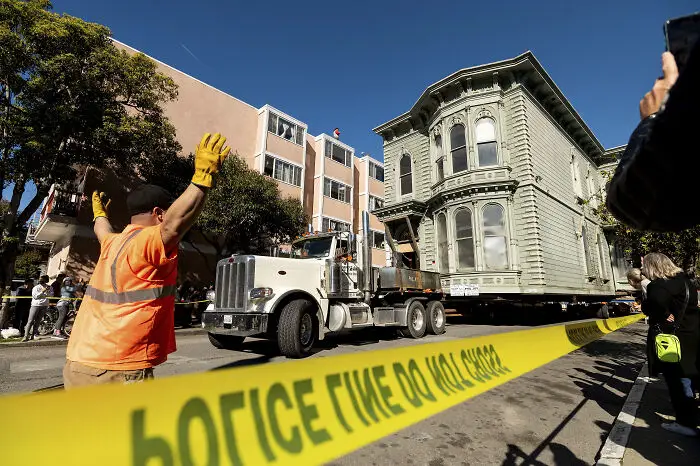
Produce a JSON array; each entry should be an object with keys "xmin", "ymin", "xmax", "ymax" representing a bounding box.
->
[
  {"xmin": 369, "ymin": 195, "xmax": 384, "ymax": 211},
  {"xmin": 322, "ymin": 217, "xmax": 350, "ymax": 232},
  {"xmin": 264, "ymin": 154, "xmax": 302, "ymax": 187},
  {"xmin": 581, "ymin": 225, "xmax": 592, "ymax": 276},
  {"xmin": 323, "ymin": 177, "xmax": 352, "ymax": 203},
  {"xmin": 571, "ymin": 158, "xmax": 583, "ymax": 198},
  {"xmin": 482, "ymin": 204, "xmax": 508, "ymax": 269},
  {"xmin": 268, "ymin": 112, "xmax": 304, "ymax": 145},
  {"xmin": 455, "ymin": 209, "xmax": 475, "ymax": 270},
  {"xmin": 369, "ymin": 162, "xmax": 384, "ymax": 182},
  {"xmin": 587, "ymin": 174, "xmax": 598, "ymax": 207},
  {"xmin": 450, "ymin": 125, "xmax": 468, "ymax": 174},
  {"xmin": 399, "ymin": 153, "xmax": 412, "ymax": 195},
  {"xmin": 437, "ymin": 213, "xmax": 449, "ymax": 273},
  {"xmin": 476, "ymin": 119, "xmax": 498, "ymax": 167},
  {"xmin": 325, "ymin": 140, "xmax": 352, "ymax": 167},
  {"xmin": 369, "ymin": 231, "xmax": 385, "ymax": 249}
]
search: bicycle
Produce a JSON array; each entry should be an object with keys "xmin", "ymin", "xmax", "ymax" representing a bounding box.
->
[{"xmin": 37, "ymin": 300, "xmax": 79, "ymax": 336}]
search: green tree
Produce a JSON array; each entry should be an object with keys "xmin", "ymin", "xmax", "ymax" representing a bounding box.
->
[
  {"xmin": 13, "ymin": 248, "xmax": 43, "ymax": 277},
  {"xmin": 594, "ymin": 172, "xmax": 700, "ymax": 271},
  {"xmin": 0, "ymin": 0, "xmax": 181, "ymax": 290},
  {"xmin": 193, "ymin": 154, "xmax": 308, "ymax": 261}
]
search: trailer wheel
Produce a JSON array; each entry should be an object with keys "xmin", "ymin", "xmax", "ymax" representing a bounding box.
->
[
  {"xmin": 278, "ymin": 299, "xmax": 317, "ymax": 358},
  {"xmin": 426, "ymin": 301, "xmax": 446, "ymax": 335},
  {"xmin": 400, "ymin": 301, "xmax": 427, "ymax": 339},
  {"xmin": 208, "ymin": 333, "xmax": 245, "ymax": 350},
  {"xmin": 597, "ymin": 304, "xmax": 610, "ymax": 319}
]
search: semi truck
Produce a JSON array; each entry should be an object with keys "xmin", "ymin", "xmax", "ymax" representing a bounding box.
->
[{"xmin": 203, "ymin": 212, "xmax": 446, "ymax": 358}]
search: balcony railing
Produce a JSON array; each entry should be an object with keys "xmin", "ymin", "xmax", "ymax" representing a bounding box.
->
[
  {"xmin": 39, "ymin": 189, "xmax": 81, "ymax": 223},
  {"xmin": 25, "ymin": 222, "xmax": 53, "ymax": 248}
]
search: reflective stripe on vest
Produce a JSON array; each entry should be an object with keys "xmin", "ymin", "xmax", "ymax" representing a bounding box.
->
[
  {"xmin": 84, "ymin": 284, "xmax": 176, "ymax": 304},
  {"xmin": 85, "ymin": 227, "xmax": 174, "ymax": 305}
]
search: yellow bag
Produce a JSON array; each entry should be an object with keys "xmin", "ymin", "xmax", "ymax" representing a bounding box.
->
[{"xmin": 654, "ymin": 281, "xmax": 689, "ymax": 364}]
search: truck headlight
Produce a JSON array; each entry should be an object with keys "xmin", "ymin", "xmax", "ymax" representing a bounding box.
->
[
  {"xmin": 250, "ymin": 287, "xmax": 274, "ymax": 299},
  {"xmin": 206, "ymin": 290, "xmax": 216, "ymax": 301}
]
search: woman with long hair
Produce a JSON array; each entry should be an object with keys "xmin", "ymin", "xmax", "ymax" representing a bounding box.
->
[{"xmin": 642, "ymin": 253, "xmax": 699, "ymax": 436}]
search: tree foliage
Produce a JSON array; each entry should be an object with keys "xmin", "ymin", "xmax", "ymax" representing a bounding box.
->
[
  {"xmin": 594, "ymin": 171, "xmax": 700, "ymax": 271},
  {"xmin": 194, "ymin": 155, "xmax": 308, "ymax": 257},
  {"xmin": 13, "ymin": 248, "xmax": 43, "ymax": 278},
  {"xmin": 0, "ymin": 0, "xmax": 181, "ymax": 288}
]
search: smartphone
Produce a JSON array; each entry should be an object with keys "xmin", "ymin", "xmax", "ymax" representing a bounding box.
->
[{"xmin": 664, "ymin": 12, "xmax": 700, "ymax": 73}]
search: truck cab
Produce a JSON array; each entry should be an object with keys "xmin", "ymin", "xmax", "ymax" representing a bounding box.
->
[{"xmin": 203, "ymin": 212, "xmax": 446, "ymax": 358}]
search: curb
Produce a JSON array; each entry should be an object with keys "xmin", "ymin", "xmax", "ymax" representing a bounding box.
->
[
  {"xmin": 0, "ymin": 327, "xmax": 208, "ymax": 348},
  {"xmin": 596, "ymin": 362, "xmax": 650, "ymax": 466}
]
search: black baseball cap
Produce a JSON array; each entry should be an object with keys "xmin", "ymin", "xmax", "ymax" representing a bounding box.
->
[{"xmin": 127, "ymin": 184, "xmax": 173, "ymax": 216}]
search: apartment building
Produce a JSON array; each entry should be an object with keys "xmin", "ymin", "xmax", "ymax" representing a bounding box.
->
[{"xmin": 28, "ymin": 39, "xmax": 386, "ymax": 285}]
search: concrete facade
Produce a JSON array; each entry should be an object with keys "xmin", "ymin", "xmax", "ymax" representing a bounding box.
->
[
  {"xmin": 373, "ymin": 51, "xmax": 628, "ymax": 298},
  {"xmin": 31, "ymin": 39, "xmax": 385, "ymax": 285}
]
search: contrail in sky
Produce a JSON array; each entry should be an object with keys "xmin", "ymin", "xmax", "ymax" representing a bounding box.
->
[{"xmin": 180, "ymin": 43, "xmax": 201, "ymax": 62}]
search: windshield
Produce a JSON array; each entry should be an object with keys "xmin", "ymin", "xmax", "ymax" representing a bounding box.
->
[{"xmin": 291, "ymin": 237, "xmax": 334, "ymax": 259}]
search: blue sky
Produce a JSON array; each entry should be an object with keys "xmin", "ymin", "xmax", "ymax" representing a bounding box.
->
[{"xmin": 5, "ymin": 0, "xmax": 696, "ymax": 213}]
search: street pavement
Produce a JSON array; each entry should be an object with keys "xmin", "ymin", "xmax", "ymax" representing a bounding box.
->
[{"xmin": 0, "ymin": 316, "xmax": 655, "ymax": 465}]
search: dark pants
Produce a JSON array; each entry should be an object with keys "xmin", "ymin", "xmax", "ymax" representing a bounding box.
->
[
  {"xmin": 54, "ymin": 302, "xmax": 69, "ymax": 332},
  {"xmin": 662, "ymin": 362, "xmax": 699, "ymax": 428},
  {"xmin": 13, "ymin": 306, "xmax": 29, "ymax": 334}
]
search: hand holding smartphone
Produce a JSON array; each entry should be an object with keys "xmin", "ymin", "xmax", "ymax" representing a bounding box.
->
[{"xmin": 665, "ymin": 12, "xmax": 700, "ymax": 73}]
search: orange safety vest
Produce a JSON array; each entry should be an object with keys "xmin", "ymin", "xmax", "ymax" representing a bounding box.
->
[{"xmin": 67, "ymin": 224, "xmax": 178, "ymax": 370}]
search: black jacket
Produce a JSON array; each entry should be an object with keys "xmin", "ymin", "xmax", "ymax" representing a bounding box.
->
[{"xmin": 606, "ymin": 41, "xmax": 700, "ymax": 232}]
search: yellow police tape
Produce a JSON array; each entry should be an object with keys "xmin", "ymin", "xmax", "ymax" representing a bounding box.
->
[{"xmin": 0, "ymin": 314, "xmax": 643, "ymax": 465}]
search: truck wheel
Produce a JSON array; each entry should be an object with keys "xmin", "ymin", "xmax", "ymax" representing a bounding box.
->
[
  {"xmin": 400, "ymin": 301, "xmax": 427, "ymax": 339},
  {"xmin": 598, "ymin": 304, "xmax": 610, "ymax": 319},
  {"xmin": 426, "ymin": 301, "xmax": 446, "ymax": 335},
  {"xmin": 208, "ymin": 333, "xmax": 245, "ymax": 350},
  {"xmin": 278, "ymin": 299, "xmax": 317, "ymax": 358}
]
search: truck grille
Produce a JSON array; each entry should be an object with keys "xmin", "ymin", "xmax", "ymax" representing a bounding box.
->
[{"xmin": 215, "ymin": 256, "xmax": 255, "ymax": 311}]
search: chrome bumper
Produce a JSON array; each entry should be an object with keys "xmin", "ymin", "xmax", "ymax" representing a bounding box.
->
[{"xmin": 202, "ymin": 312, "xmax": 269, "ymax": 337}]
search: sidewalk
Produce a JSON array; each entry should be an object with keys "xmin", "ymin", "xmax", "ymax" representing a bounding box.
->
[{"xmin": 598, "ymin": 363, "xmax": 700, "ymax": 465}]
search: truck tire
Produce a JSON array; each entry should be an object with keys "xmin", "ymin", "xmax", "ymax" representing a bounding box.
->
[
  {"xmin": 400, "ymin": 301, "xmax": 427, "ymax": 339},
  {"xmin": 426, "ymin": 301, "xmax": 446, "ymax": 335},
  {"xmin": 278, "ymin": 299, "xmax": 316, "ymax": 358},
  {"xmin": 598, "ymin": 304, "xmax": 610, "ymax": 319},
  {"xmin": 208, "ymin": 332, "xmax": 245, "ymax": 350}
]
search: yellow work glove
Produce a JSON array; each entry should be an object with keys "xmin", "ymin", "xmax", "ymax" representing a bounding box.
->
[
  {"xmin": 92, "ymin": 191, "xmax": 111, "ymax": 221},
  {"xmin": 191, "ymin": 132, "xmax": 231, "ymax": 188}
]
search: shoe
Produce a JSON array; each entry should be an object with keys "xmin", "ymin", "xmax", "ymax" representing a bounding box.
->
[
  {"xmin": 21, "ymin": 337, "xmax": 29, "ymax": 342},
  {"xmin": 661, "ymin": 422, "xmax": 698, "ymax": 437},
  {"xmin": 51, "ymin": 330, "xmax": 67, "ymax": 340}
]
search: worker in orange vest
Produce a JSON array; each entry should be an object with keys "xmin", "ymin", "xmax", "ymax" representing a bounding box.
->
[{"xmin": 63, "ymin": 133, "xmax": 230, "ymax": 388}]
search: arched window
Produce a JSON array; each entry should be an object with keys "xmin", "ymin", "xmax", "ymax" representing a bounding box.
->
[
  {"xmin": 399, "ymin": 153, "xmax": 412, "ymax": 195},
  {"xmin": 435, "ymin": 134, "xmax": 444, "ymax": 182},
  {"xmin": 482, "ymin": 204, "xmax": 508, "ymax": 268},
  {"xmin": 455, "ymin": 209, "xmax": 475, "ymax": 269},
  {"xmin": 476, "ymin": 119, "xmax": 498, "ymax": 167},
  {"xmin": 436, "ymin": 213, "xmax": 449, "ymax": 273},
  {"xmin": 450, "ymin": 125, "xmax": 468, "ymax": 173}
]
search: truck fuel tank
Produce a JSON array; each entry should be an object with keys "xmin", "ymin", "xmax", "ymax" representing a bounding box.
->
[{"xmin": 377, "ymin": 267, "xmax": 442, "ymax": 293}]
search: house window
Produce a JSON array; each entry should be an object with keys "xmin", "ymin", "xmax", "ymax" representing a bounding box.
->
[
  {"xmin": 369, "ymin": 162, "xmax": 384, "ymax": 182},
  {"xmin": 571, "ymin": 158, "xmax": 583, "ymax": 198},
  {"xmin": 369, "ymin": 231, "xmax": 385, "ymax": 249},
  {"xmin": 455, "ymin": 209, "xmax": 475, "ymax": 270},
  {"xmin": 482, "ymin": 204, "xmax": 508, "ymax": 269},
  {"xmin": 323, "ymin": 178, "xmax": 352, "ymax": 203},
  {"xmin": 264, "ymin": 154, "xmax": 302, "ymax": 187},
  {"xmin": 369, "ymin": 195, "xmax": 384, "ymax": 211},
  {"xmin": 268, "ymin": 112, "xmax": 304, "ymax": 145},
  {"xmin": 399, "ymin": 153, "xmax": 412, "ymax": 195},
  {"xmin": 581, "ymin": 225, "xmax": 592, "ymax": 276},
  {"xmin": 587, "ymin": 174, "xmax": 598, "ymax": 207},
  {"xmin": 476, "ymin": 119, "xmax": 498, "ymax": 167},
  {"xmin": 325, "ymin": 140, "xmax": 352, "ymax": 167},
  {"xmin": 437, "ymin": 213, "xmax": 449, "ymax": 273},
  {"xmin": 322, "ymin": 217, "xmax": 350, "ymax": 232},
  {"xmin": 450, "ymin": 125, "xmax": 468, "ymax": 174}
]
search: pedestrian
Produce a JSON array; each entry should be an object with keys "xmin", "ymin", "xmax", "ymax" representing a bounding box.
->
[
  {"xmin": 13, "ymin": 278, "xmax": 34, "ymax": 336},
  {"xmin": 642, "ymin": 253, "xmax": 699, "ymax": 436},
  {"xmin": 22, "ymin": 275, "xmax": 51, "ymax": 342},
  {"xmin": 52, "ymin": 276, "xmax": 76, "ymax": 340},
  {"xmin": 63, "ymin": 132, "xmax": 230, "ymax": 388},
  {"xmin": 627, "ymin": 268, "xmax": 650, "ymax": 300}
]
